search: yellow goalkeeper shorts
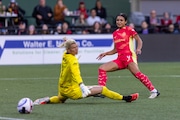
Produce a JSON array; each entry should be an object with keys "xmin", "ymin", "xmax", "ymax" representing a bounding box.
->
[{"xmin": 59, "ymin": 86, "xmax": 83, "ymax": 100}]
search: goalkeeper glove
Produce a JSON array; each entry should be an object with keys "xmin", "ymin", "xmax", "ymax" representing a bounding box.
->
[{"xmin": 80, "ymin": 83, "xmax": 91, "ymax": 98}]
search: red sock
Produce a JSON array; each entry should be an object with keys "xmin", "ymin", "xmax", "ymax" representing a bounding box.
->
[
  {"xmin": 135, "ymin": 72, "xmax": 155, "ymax": 91},
  {"xmin": 98, "ymin": 69, "xmax": 107, "ymax": 86}
]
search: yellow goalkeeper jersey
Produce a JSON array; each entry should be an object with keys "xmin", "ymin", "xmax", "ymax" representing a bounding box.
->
[{"xmin": 59, "ymin": 52, "xmax": 83, "ymax": 89}]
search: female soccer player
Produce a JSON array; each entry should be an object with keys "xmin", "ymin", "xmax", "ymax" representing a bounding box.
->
[
  {"xmin": 96, "ymin": 13, "xmax": 160, "ymax": 99},
  {"xmin": 33, "ymin": 37, "xmax": 139, "ymax": 105}
]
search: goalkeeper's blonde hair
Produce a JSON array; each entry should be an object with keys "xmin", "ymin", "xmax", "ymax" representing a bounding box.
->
[{"xmin": 59, "ymin": 37, "xmax": 76, "ymax": 49}]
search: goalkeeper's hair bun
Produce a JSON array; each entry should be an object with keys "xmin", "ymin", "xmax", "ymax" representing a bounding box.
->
[{"xmin": 59, "ymin": 37, "xmax": 76, "ymax": 49}]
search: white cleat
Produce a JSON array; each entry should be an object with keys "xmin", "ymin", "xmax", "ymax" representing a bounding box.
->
[
  {"xmin": 33, "ymin": 97, "xmax": 50, "ymax": 105},
  {"xmin": 149, "ymin": 91, "xmax": 160, "ymax": 99}
]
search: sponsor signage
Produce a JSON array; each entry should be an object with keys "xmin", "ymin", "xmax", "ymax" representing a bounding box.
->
[{"xmin": 0, "ymin": 35, "xmax": 117, "ymax": 65}]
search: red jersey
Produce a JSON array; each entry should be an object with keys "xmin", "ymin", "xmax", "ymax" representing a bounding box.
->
[
  {"xmin": 176, "ymin": 15, "xmax": 180, "ymax": 24},
  {"xmin": 113, "ymin": 26, "xmax": 137, "ymax": 56},
  {"xmin": 160, "ymin": 19, "xmax": 172, "ymax": 26}
]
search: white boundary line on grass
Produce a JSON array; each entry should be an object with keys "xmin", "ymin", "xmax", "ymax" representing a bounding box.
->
[
  {"xmin": 0, "ymin": 75, "xmax": 180, "ymax": 81},
  {"xmin": 0, "ymin": 117, "xmax": 26, "ymax": 120}
]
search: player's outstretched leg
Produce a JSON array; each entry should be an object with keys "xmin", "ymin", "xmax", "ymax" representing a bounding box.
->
[
  {"xmin": 33, "ymin": 97, "xmax": 50, "ymax": 105},
  {"xmin": 124, "ymin": 93, "xmax": 139, "ymax": 102},
  {"xmin": 135, "ymin": 72, "xmax": 160, "ymax": 99},
  {"xmin": 33, "ymin": 96, "xmax": 65, "ymax": 105},
  {"xmin": 149, "ymin": 90, "xmax": 160, "ymax": 99},
  {"xmin": 94, "ymin": 68, "xmax": 108, "ymax": 98},
  {"xmin": 98, "ymin": 69, "xmax": 108, "ymax": 86},
  {"xmin": 101, "ymin": 86, "xmax": 139, "ymax": 102}
]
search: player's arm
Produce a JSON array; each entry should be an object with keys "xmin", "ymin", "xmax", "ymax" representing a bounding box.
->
[
  {"xmin": 70, "ymin": 62, "xmax": 83, "ymax": 84},
  {"xmin": 96, "ymin": 44, "xmax": 117, "ymax": 60},
  {"xmin": 70, "ymin": 60, "xmax": 91, "ymax": 98},
  {"xmin": 105, "ymin": 44, "xmax": 117, "ymax": 55},
  {"xmin": 134, "ymin": 34, "xmax": 143, "ymax": 55}
]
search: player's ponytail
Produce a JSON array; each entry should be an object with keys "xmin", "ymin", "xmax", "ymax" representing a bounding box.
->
[{"xmin": 59, "ymin": 37, "xmax": 76, "ymax": 50}]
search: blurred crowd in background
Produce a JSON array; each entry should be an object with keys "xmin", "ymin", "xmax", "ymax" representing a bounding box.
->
[{"xmin": 0, "ymin": 0, "xmax": 180, "ymax": 35}]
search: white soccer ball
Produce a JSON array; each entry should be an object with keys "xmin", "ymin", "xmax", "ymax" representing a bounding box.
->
[{"xmin": 17, "ymin": 98, "xmax": 33, "ymax": 114}]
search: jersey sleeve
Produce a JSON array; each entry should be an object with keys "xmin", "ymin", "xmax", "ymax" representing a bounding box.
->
[{"xmin": 129, "ymin": 27, "xmax": 138, "ymax": 37}]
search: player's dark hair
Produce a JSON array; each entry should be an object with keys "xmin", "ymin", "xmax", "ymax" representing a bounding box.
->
[{"xmin": 116, "ymin": 13, "xmax": 128, "ymax": 21}]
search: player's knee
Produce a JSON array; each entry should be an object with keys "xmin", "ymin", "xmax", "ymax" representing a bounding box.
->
[{"xmin": 99, "ymin": 64, "xmax": 105, "ymax": 70}]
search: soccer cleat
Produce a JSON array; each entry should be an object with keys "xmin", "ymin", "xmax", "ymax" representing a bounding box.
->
[
  {"xmin": 149, "ymin": 91, "xmax": 160, "ymax": 99},
  {"xmin": 126, "ymin": 93, "xmax": 139, "ymax": 102},
  {"xmin": 33, "ymin": 97, "xmax": 50, "ymax": 105}
]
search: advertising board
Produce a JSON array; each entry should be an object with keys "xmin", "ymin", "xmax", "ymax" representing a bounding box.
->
[{"xmin": 0, "ymin": 35, "xmax": 116, "ymax": 65}]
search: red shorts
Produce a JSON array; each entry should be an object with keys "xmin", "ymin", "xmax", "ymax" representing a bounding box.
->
[{"xmin": 112, "ymin": 55, "xmax": 137, "ymax": 69}]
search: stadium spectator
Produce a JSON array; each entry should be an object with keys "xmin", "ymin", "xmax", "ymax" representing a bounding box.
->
[
  {"xmin": 138, "ymin": 21, "xmax": 154, "ymax": 34},
  {"xmin": 175, "ymin": 15, "xmax": 180, "ymax": 25},
  {"xmin": 17, "ymin": 21, "xmax": 27, "ymax": 35},
  {"xmin": 33, "ymin": 37, "xmax": 139, "ymax": 105},
  {"xmin": 89, "ymin": 21, "xmax": 102, "ymax": 34},
  {"xmin": 54, "ymin": 24, "xmax": 62, "ymax": 35},
  {"xmin": 77, "ymin": 1, "xmax": 88, "ymax": 19},
  {"xmin": 96, "ymin": 13, "xmax": 160, "ymax": 99},
  {"xmin": 0, "ymin": 28, "xmax": 8, "ymax": 35},
  {"xmin": 27, "ymin": 24, "xmax": 36, "ymax": 35},
  {"xmin": 53, "ymin": 0, "xmax": 68, "ymax": 25},
  {"xmin": 128, "ymin": 22, "xmax": 139, "ymax": 33},
  {"xmin": 102, "ymin": 22, "xmax": 113, "ymax": 34},
  {"xmin": 128, "ymin": 23, "xmax": 135, "ymax": 29},
  {"xmin": 0, "ymin": 0, "xmax": 5, "ymax": 14},
  {"xmin": 86, "ymin": 9, "xmax": 101, "ymax": 26},
  {"xmin": 174, "ymin": 23, "xmax": 180, "ymax": 33},
  {"xmin": 32, "ymin": 0, "xmax": 53, "ymax": 26},
  {"xmin": 81, "ymin": 29, "xmax": 89, "ymax": 34},
  {"xmin": 41, "ymin": 24, "xmax": 50, "ymax": 34},
  {"xmin": 146, "ymin": 10, "xmax": 160, "ymax": 26},
  {"xmin": 163, "ymin": 24, "xmax": 178, "ymax": 34},
  {"xmin": 93, "ymin": 0, "xmax": 107, "ymax": 24},
  {"xmin": 160, "ymin": 12, "xmax": 173, "ymax": 33},
  {"xmin": 61, "ymin": 21, "xmax": 72, "ymax": 34},
  {"xmin": 160, "ymin": 12, "xmax": 173, "ymax": 26},
  {"xmin": 75, "ymin": 27, "xmax": 90, "ymax": 34},
  {"xmin": 0, "ymin": 0, "xmax": 6, "ymax": 27},
  {"xmin": 74, "ymin": 13, "xmax": 88, "ymax": 26},
  {"xmin": 145, "ymin": 10, "xmax": 160, "ymax": 33},
  {"xmin": 6, "ymin": 0, "xmax": 26, "ymax": 26}
]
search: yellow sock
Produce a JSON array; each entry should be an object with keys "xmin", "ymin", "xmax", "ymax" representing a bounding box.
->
[
  {"xmin": 101, "ymin": 86, "xmax": 123, "ymax": 100},
  {"xmin": 49, "ymin": 96, "xmax": 61, "ymax": 103}
]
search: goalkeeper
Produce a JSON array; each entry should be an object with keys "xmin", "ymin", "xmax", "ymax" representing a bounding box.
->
[{"xmin": 33, "ymin": 37, "xmax": 139, "ymax": 105}]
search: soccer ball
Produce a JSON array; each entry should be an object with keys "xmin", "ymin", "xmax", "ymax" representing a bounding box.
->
[{"xmin": 17, "ymin": 98, "xmax": 33, "ymax": 114}]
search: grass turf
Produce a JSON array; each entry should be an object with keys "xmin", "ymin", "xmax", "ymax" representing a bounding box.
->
[{"xmin": 0, "ymin": 62, "xmax": 179, "ymax": 120}]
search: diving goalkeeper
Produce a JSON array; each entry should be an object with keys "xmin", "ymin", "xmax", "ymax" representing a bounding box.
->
[{"xmin": 33, "ymin": 37, "xmax": 139, "ymax": 105}]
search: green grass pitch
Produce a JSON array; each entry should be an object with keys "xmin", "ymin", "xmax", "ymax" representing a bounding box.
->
[{"xmin": 0, "ymin": 62, "xmax": 179, "ymax": 120}]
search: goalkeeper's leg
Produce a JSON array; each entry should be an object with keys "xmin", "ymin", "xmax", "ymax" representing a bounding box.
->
[
  {"xmin": 89, "ymin": 86, "xmax": 139, "ymax": 102},
  {"xmin": 101, "ymin": 86, "xmax": 139, "ymax": 102},
  {"xmin": 33, "ymin": 94, "xmax": 67, "ymax": 105},
  {"xmin": 49, "ymin": 96, "xmax": 62, "ymax": 103},
  {"xmin": 50, "ymin": 94, "xmax": 67, "ymax": 103}
]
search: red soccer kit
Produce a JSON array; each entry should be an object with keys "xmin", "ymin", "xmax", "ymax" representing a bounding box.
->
[
  {"xmin": 112, "ymin": 26, "xmax": 137, "ymax": 69},
  {"xmin": 99, "ymin": 26, "xmax": 156, "ymax": 91}
]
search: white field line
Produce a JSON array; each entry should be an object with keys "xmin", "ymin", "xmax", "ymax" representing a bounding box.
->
[
  {"xmin": 0, "ymin": 75, "xmax": 180, "ymax": 81},
  {"xmin": 0, "ymin": 117, "xmax": 26, "ymax": 120}
]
